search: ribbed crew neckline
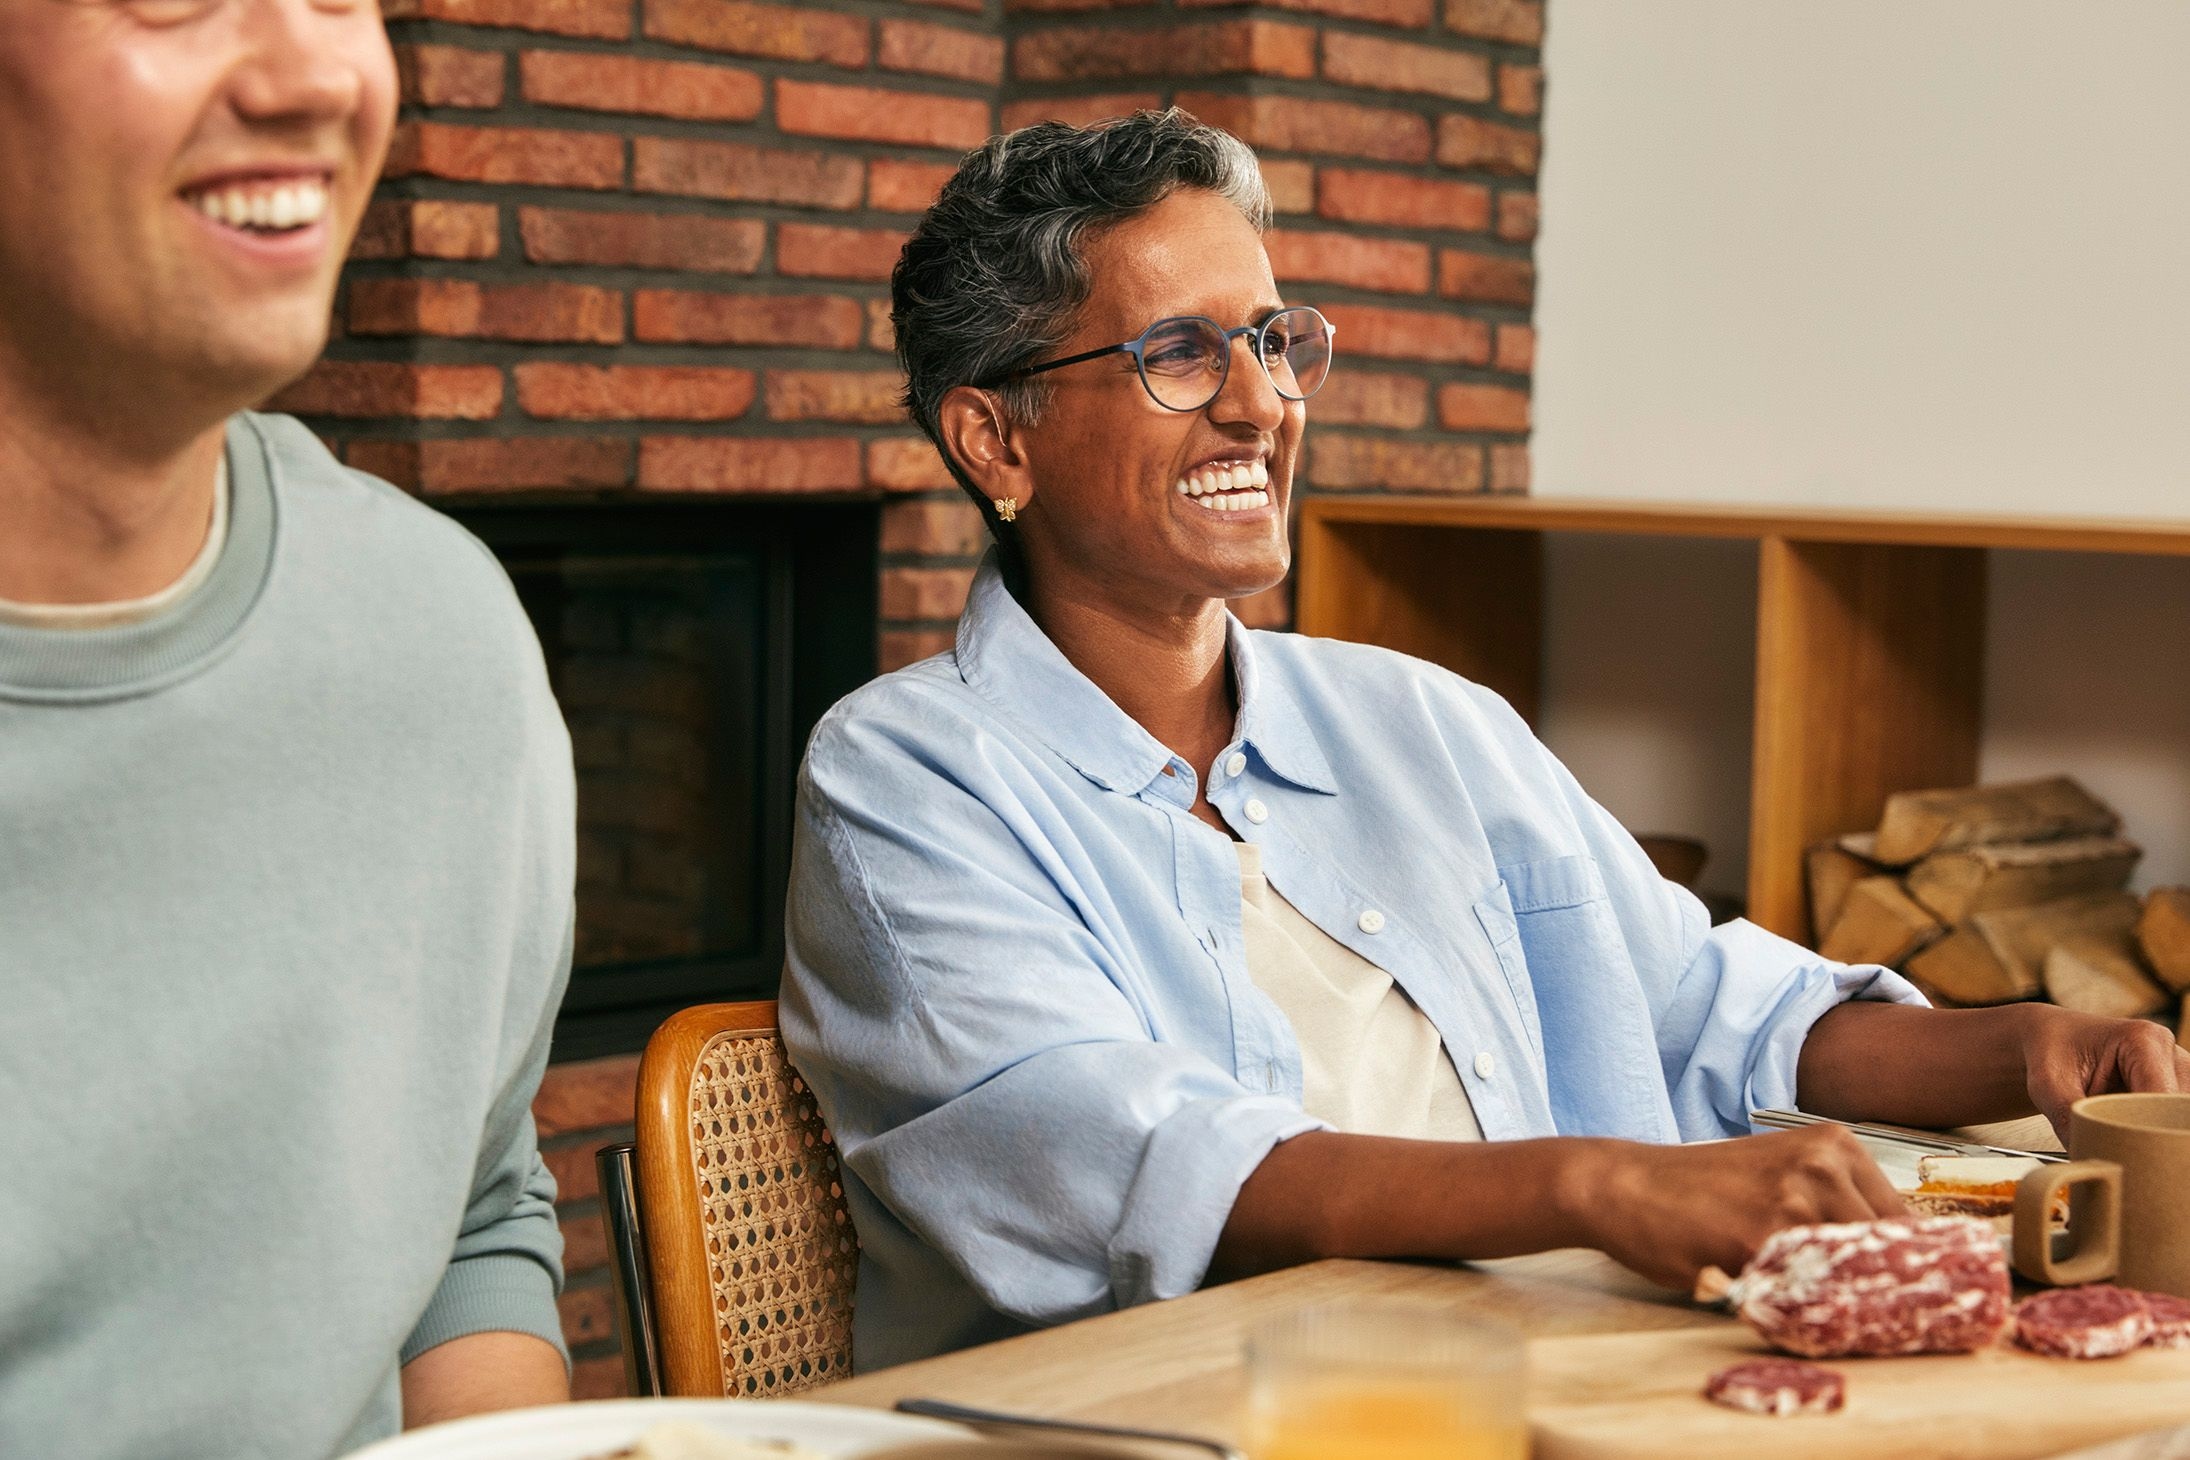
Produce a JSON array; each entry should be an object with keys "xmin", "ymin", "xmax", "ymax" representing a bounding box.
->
[{"xmin": 0, "ymin": 415, "xmax": 280, "ymax": 704}]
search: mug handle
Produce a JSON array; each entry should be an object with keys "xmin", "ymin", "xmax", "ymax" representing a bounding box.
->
[{"xmin": 2012, "ymin": 1160, "xmax": 2122, "ymax": 1287}]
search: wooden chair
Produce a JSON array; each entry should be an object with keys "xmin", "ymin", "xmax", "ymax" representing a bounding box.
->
[{"xmin": 596, "ymin": 1000, "xmax": 859, "ymax": 1398}]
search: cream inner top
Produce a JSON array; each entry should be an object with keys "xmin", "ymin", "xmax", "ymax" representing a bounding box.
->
[
  {"xmin": 0, "ymin": 459, "xmax": 229, "ymax": 630},
  {"xmin": 1235, "ymin": 839, "xmax": 1483, "ymax": 1143}
]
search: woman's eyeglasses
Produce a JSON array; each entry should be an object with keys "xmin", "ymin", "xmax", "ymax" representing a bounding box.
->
[{"xmin": 990, "ymin": 306, "xmax": 1335, "ymax": 414}]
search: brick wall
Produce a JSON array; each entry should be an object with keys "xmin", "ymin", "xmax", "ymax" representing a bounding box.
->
[{"xmin": 290, "ymin": 0, "xmax": 1541, "ymax": 1387}]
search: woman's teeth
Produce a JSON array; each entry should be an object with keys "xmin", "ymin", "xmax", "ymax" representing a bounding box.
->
[
  {"xmin": 187, "ymin": 179, "xmax": 330, "ymax": 233},
  {"xmin": 1174, "ymin": 459, "xmax": 1272, "ymax": 512}
]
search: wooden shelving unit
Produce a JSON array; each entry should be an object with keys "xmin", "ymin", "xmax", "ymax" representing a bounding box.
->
[{"xmin": 1295, "ymin": 496, "xmax": 2190, "ymax": 943}]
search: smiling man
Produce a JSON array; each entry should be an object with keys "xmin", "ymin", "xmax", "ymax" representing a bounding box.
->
[{"xmin": 0, "ymin": 3, "xmax": 574, "ymax": 1456}]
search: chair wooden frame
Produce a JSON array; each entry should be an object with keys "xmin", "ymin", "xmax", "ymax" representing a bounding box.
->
[{"xmin": 627, "ymin": 1000, "xmax": 859, "ymax": 1398}]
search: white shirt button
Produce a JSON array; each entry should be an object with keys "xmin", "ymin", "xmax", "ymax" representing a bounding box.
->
[
  {"xmin": 1224, "ymin": 751, "xmax": 1248, "ymax": 777},
  {"xmin": 1243, "ymin": 798, "xmax": 1269, "ymax": 824},
  {"xmin": 1474, "ymin": 1051, "xmax": 1497, "ymax": 1080},
  {"xmin": 1357, "ymin": 909, "xmax": 1386, "ymax": 934}
]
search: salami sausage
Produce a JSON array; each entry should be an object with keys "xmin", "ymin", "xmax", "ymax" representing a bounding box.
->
[
  {"xmin": 1730, "ymin": 1216, "xmax": 2010, "ymax": 1358},
  {"xmin": 1702, "ymin": 1359, "xmax": 1847, "ymax": 1416},
  {"xmin": 2013, "ymin": 1285, "xmax": 2154, "ymax": 1359},
  {"xmin": 2140, "ymin": 1292, "xmax": 2190, "ymax": 1350}
]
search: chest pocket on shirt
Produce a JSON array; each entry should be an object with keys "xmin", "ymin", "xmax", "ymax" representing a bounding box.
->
[{"xmin": 1472, "ymin": 854, "xmax": 1612, "ymax": 1071}]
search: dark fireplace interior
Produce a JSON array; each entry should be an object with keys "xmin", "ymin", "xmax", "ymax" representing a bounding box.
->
[{"xmin": 453, "ymin": 500, "xmax": 879, "ymax": 1060}]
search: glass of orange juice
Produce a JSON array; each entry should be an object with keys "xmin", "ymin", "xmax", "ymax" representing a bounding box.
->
[{"xmin": 1242, "ymin": 1301, "xmax": 1525, "ymax": 1460}]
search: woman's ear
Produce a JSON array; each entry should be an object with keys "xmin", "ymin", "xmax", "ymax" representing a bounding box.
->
[{"xmin": 936, "ymin": 385, "xmax": 1037, "ymax": 511}]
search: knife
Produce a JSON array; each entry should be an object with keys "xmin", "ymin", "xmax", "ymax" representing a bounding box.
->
[{"xmin": 1750, "ymin": 1108, "xmax": 2065, "ymax": 1163}]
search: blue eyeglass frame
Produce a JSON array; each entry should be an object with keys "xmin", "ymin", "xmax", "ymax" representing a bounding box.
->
[{"xmin": 984, "ymin": 306, "xmax": 1336, "ymax": 412}]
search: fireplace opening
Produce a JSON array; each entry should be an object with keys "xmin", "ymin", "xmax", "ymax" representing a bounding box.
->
[{"xmin": 452, "ymin": 500, "xmax": 879, "ymax": 1060}]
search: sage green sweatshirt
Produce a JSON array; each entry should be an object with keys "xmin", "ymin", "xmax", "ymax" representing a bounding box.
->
[{"xmin": 0, "ymin": 414, "xmax": 576, "ymax": 1459}]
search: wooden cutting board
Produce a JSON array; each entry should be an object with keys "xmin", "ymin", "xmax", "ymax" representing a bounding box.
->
[{"xmin": 1529, "ymin": 1322, "xmax": 2190, "ymax": 1460}]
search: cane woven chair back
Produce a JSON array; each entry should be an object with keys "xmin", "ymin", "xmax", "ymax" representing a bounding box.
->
[{"xmin": 633, "ymin": 1001, "xmax": 859, "ymax": 1397}]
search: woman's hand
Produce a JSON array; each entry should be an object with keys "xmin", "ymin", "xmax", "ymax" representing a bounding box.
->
[
  {"xmin": 1564, "ymin": 1126, "xmax": 1905, "ymax": 1289},
  {"xmin": 2015, "ymin": 1003, "xmax": 2190, "ymax": 1137}
]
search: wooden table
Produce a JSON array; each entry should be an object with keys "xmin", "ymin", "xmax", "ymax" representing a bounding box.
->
[{"xmin": 810, "ymin": 1250, "xmax": 1721, "ymax": 1448}]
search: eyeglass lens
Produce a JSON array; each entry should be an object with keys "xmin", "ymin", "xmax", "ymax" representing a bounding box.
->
[{"xmin": 1137, "ymin": 308, "xmax": 1333, "ymax": 412}]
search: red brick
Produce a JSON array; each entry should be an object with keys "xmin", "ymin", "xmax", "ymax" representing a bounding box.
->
[
  {"xmin": 1320, "ymin": 302, "xmax": 1488, "ymax": 362},
  {"xmin": 1176, "ymin": 92, "xmax": 1429, "ymax": 164},
  {"xmin": 882, "ymin": 565, "xmax": 975, "ymax": 620},
  {"xmin": 866, "ymin": 437, "xmax": 956, "ymax": 490},
  {"xmin": 1005, "ymin": 0, "xmax": 1154, "ymax": 11},
  {"xmin": 777, "ymin": 223, "xmax": 909, "ymax": 282},
  {"xmin": 1180, "ymin": 0, "xmax": 1432, "ymax": 26},
  {"xmin": 393, "ymin": 43, "xmax": 505, "ymax": 109},
  {"xmin": 879, "ymin": 629, "xmax": 957, "ymax": 672},
  {"xmin": 1437, "ymin": 249, "xmax": 1533, "ymax": 306},
  {"xmin": 1443, "ymin": 0, "xmax": 1541, "ymax": 44},
  {"xmin": 1000, "ymin": 91, "xmax": 1164, "ymax": 131},
  {"xmin": 265, "ymin": 361, "xmax": 504, "ymax": 420},
  {"xmin": 1307, "ymin": 369, "xmax": 1428, "ymax": 428},
  {"xmin": 384, "ymin": 122, "xmax": 623, "ymax": 190},
  {"xmin": 1316, "ymin": 167, "xmax": 1489, "ymax": 231},
  {"xmin": 764, "ymin": 369, "xmax": 905, "ymax": 423},
  {"xmin": 638, "ymin": 436, "xmax": 864, "ymax": 493},
  {"xmin": 542, "ymin": 1141, "xmax": 607, "ymax": 1202},
  {"xmin": 380, "ymin": 0, "xmax": 630, "ymax": 38},
  {"xmin": 1261, "ymin": 158, "xmax": 1315, "ymax": 214},
  {"xmin": 520, "ymin": 207, "xmax": 764, "ymax": 274},
  {"xmin": 572, "ymin": 1355, "xmax": 626, "ymax": 1402},
  {"xmin": 1321, "ymin": 32, "xmax": 1489, "ymax": 101},
  {"xmin": 1014, "ymin": 20, "xmax": 1315, "ymax": 82},
  {"xmin": 1489, "ymin": 441, "xmax": 1528, "ymax": 492},
  {"xmin": 1265, "ymin": 228, "xmax": 1429, "ymax": 293},
  {"xmin": 1437, "ymin": 381, "xmax": 1529, "ymax": 432},
  {"xmin": 533, "ymin": 1054, "xmax": 641, "ymax": 1137},
  {"xmin": 517, "ymin": 364, "xmax": 757, "ymax": 421},
  {"xmin": 632, "ymin": 136, "xmax": 863, "ymax": 209},
  {"xmin": 869, "ymin": 159, "xmax": 958, "ymax": 214},
  {"xmin": 1435, "ymin": 113, "xmax": 1539, "ymax": 176},
  {"xmin": 559, "ymin": 1281, "xmax": 615, "ymax": 1346},
  {"xmin": 559, "ymin": 1209, "xmax": 611, "ymax": 1275},
  {"xmin": 1494, "ymin": 322, "xmax": 1533, "ymax": 374},
  {"xmin": 882, "ymin": 497, "xmax": 985, "ymax": 555},
  {"xmin": 633, "ymin": 290, "xmax": 865, "ymax": 348},
  {"xmin": 776, "ymin": 80, "xmax": 992, "ymax": 150},
  {"xmin": 1309, "ymin": 433, "xmax": 1482, "ymax": 491},
  {"xmin": 866, "ymin": 297, "xmax": 896, "ymax": 351},
  {"xmin": 1231, "ymin": 581, "xmax": 1290, "ymax": 628},
  {"xmin": 352, "ymin": 437, "xmax": 633, "ymax": 495},
  {"xmin": 352, "ymin": 200, "xmax": 500, "ymax": 261},
  {"xmin": 1499, "ymin": 62, "xmax": 1542, "ymax": 116},
  {"xmin": 520, "ymin": 51, "xmax": 762, "ymax": 122},
  {"xmin": 879, "ymin": 18, "xmax": 1004, "ymax": 84},
  {"xmin": 641, "ymin": 0, "xmax": 869, "ymax": 67},
  {"xmin": 1496, "ymin": 190, "xmax": 1536, "ymax": 242},
  {"xmin": 348, "ymin": 279, "xmax": 625, "ymax": 344}
]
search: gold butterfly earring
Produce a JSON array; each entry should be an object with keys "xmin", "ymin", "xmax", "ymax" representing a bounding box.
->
[{"xmin": 993, "ymin": 497, "xmax": 1019, "ymax": 523}]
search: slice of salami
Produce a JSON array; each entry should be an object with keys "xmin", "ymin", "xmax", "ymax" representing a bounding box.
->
[
  {"xmin": 1703, "ymin": 1358, "xmax": 1847, "ymax": 1417},
  {"xmin": 2138, "ymin": 1291, "xmax": 2190, "ymax": 1350},
  {"xmin": 1731, "ymin": 1216, "xmax": 2011, "ymax": 1358},
  {"xmin": 2014, "ymin": 1285, "xmax": 2154, "ymax": 1359}
]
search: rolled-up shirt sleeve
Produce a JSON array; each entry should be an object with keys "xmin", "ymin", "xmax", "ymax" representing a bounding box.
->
[{"xmin": 782, "ymin": 724, "xmax": 1323, "ymax": 1327}]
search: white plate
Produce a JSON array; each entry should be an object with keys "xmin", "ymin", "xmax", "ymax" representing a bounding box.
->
[{"xmin": 343, "ymin": 1398, "xmax": 970, "ymax": 1460}]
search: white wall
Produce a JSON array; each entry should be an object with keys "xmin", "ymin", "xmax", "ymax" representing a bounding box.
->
[{"xmin": 1529, "ymin": 1, "xmax": 2190, "ymax": 900}]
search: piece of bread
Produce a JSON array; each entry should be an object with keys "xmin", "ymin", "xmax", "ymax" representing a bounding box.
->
[{"xmin": 1907, "ymin": 1155, "xmax": 2061, "ymax": 1227}]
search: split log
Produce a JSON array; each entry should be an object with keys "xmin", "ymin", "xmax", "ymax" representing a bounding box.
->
[
  {"xmin": 1872, "ymin": 776, "xmax": 2120, "ymax": 866},
  {"xmin": 2043, "ymin": 930, "xmax": 2172, "ymax": 1020},
  {"xmin": 1819, "ymin": 877, "xmax": 1943, "ymax": 967},
  {"xmin": 1903, "ymin": 891, "xmax": 2142, "ymax": 1007},
  {"xmin": 1806, "ymin": 839, "xmax": 1879, "ymax": 945},
  {"xmin": 1905, "ymin": 835, "xmax": 2141, "ymax": 925},
  {"xmin": 2135, "ymin": 887, "xmax": 2190, "ymax": 996}
]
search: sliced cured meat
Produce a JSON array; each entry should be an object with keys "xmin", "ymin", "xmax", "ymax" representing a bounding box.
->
[
  {"xmin": 2136, "ymin": 1292, "xmax": 2190, "ymax": 1350},
  {"xmin": 2014, "ymin": 1285, "xmax": 2154, "ymax": 1359},
  {"xmin": 1730, "ymin": 1216, "xmax": 2011, "ymax": 1358},
  {"xmin": 1702, "ymin": 1358, "xmax": 1847, "ymax": 1416}
]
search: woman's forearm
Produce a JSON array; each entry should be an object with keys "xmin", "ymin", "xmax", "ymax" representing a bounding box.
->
[{"xmin": 1794, "ymin": 1000, "xmax": 2037, "ymax": 1128}]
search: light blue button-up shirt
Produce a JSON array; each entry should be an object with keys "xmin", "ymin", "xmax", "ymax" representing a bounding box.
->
[{"xmin": 782, "ymin": 555, "xmax": 1922, "ymax": 1371}]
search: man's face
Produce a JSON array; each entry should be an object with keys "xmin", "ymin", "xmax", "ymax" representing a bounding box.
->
[
  {"xmin": 0, "ymin": 0, "xmax": 395, "ymax": 426},
  {"xmin": 1013, "ymin": 187, "xmax": 1307, "ymax": 609}
]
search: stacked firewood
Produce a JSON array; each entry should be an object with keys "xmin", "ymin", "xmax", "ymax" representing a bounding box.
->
[{"xmin": 1808, "ymin": 776, "xmax": 2190, "ymax": 1046}]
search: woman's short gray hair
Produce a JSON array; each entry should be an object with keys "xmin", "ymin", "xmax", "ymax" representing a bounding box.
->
[{"xmin": 891, "ymin": 108, "xmax": 1270, "ymax": 538}]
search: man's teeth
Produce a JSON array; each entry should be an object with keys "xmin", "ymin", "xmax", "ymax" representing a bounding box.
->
[
  {"xmin": 189, "ymin": 180, "xmax": 330, "ymax": 232},
  {"xmin": 1174, "ymin": 459, "xmax": 1272, "ymax": 511}
]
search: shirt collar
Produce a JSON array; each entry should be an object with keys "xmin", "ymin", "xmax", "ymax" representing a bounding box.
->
[{"xmin": 955, "ymin": 554, "xmax": 1337, "ymax": 799}]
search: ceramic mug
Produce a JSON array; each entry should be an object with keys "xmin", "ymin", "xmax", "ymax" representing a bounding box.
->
[{"xmin": 2013, "ymin": 1092, "xmax": 2190, "ymax": 1297}]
